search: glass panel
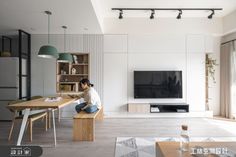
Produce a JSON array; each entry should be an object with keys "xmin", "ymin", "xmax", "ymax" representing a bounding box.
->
[
  {"xmin": 22, "ymin": 59, "xmax": 27, "ymax": 75},
  {"xmin": 21, "ymin": 77, "xmax": 27, "ymax": 98},
  {"xmin": 21, "ymin": 33, "xmax": 28, "ymax": 54},
  {"xmin": 2, "ymin": 37, "xmax": 11, "ymax": 52}
]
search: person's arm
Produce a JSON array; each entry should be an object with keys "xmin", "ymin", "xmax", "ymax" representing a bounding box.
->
[
  {"xmin": 81, "ymin": 92, "xmax": 92, "ymax": 110},
  {"xmin": 68, "ymin": 92, "xmax": 84, "ymax": 99}
]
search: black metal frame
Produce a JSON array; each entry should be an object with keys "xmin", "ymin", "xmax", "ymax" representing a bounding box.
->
[
  {"xmin": 112, "ymin": 8, "xmax": 223, "ymax": 11},
  {"xmin": 0, "ymin": 30, "xmax": 31, "ymax": 100},
  {"xmin": 112, "ymin": 8, "xmax": 223, "ymax": 19},
  {"xmin": 18, "ymin": 29, "xmax": 31, "ymax": 100}
]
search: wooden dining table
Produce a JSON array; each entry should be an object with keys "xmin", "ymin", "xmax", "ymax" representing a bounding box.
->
[{"xmin": 8, "ymin": 97, "xmax": 75, "ymax": 146}]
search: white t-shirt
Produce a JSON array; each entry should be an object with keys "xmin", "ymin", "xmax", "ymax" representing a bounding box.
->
[{"xmin": 82, "ymin": 87, "xmax": 102, "ymax": 109}]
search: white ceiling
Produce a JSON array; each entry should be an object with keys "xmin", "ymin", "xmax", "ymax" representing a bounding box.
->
[
  {"xmin": 0, "ymin": 0, "xmax": 103, "ymax": 34},
  {"xmin": 0, "ymin": 0, "xmax": 236, "ymax": 34},
  {"xmin": 99, "ymin": 0, "xmax": 236, "ymax": 18}
]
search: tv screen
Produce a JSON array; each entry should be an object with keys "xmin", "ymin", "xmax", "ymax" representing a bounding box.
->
[{"xmin": 134, "ymin": 71, "xmax": 182, "ymax": 98}]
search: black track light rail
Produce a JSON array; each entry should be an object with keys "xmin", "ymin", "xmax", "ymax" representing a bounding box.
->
[
  {"xmin": 112, "ymin": 8, "xmax": 222, "ymax": 11},
  {"xmin": 112, "ymin": 8, "xmax": 222, "ymax": 19}
]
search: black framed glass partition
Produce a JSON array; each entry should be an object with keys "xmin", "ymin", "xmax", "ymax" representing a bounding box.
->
[{"xmin": 19, "ymin": 30, "xmax": 31, "ymax": 100}]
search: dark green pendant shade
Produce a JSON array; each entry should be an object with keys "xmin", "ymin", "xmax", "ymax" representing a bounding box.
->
[
  {"xmin": 38, "ymin": 11, "xmax": 59, "ymax": 59},
  {"xmin": 57, "ymin": 53, "xmax": 73, "ymax": 62},
  {"xmin": 38, "ymin": 45, "xmax": 59, "ymax": 58}
]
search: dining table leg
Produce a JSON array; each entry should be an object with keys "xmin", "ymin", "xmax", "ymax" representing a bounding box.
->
[
  {"xmin": 17, "ymin": 108, "xmax": 30, "ymax": 146},
  {"xmin": 51, "ymin": 109, "xmax": 57, "ymax": 147}
]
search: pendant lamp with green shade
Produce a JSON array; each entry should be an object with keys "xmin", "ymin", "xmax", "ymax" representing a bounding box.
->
[
  {"xmin": 38, "ymin": 11, "xmax": 59, "ymax": 59},
  {"xmin": 57, "ymin": 26, "xmax": 73, "ymax": 62}
]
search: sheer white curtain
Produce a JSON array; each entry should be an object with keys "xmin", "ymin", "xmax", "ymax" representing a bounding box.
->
[
  {"xmin": 231, "ymin": 41, "xmax": 236, "ymax": 118},
  {"xmin": 220, "ymin": 41, "xmax": 236, "ymax": 119}
]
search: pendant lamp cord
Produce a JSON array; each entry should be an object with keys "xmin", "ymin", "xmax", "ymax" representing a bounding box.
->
[
  {"xmin": 64, "ymin": 27, "xmax": 66, "ymax": 53},
  {"xmin": 48, "ymin": 13, "xmax": 50, "ymax": 44}
]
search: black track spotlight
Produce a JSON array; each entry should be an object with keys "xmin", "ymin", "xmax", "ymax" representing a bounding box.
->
[
  {"xmin": 177, "ymin": 9, "xmax": 182, "ymax": 19},
  {"xmin": 119, "ymin": 9, "xmax": 123, "ymax": 19},
  {"xmin": 208, "ymin": 9, "xmax": 215, "ymax": 19},
  {"xmin": 150, "ymin": 9, "xmax": 155, "ymax": 19}
]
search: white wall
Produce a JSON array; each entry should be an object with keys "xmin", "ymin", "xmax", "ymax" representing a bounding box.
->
[
  {"xmin": 223, "ymin": 10, "xmax": 236, "ymax": 35},
  {"xmin": 221, "ymin": 32, "xmax": 236, "ymax": 43},
  {"xmin": 103, "ymin": 18, "xmax": 221, "ymax": 115},
  {"xmin": 30, "ymin": 17, "xmax": 223, "ymax": 116},
  {"xmin": 103, "ymin": 35, "xmax": 128, "ymax": 112},
  {"xmin": 207, "ymin": 36, "xmax": 221, "ymax": 114},
  {"xmin": 104, "ymin": 18, "xmax": 222, "ymax": 35},
  {"xmin": 127, "ymin": 34, "xmax": 187, "ymax": 105}
]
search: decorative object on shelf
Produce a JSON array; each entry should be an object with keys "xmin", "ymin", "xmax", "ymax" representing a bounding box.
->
[
  {"xmin": 60, "ymin": 77, "xmax": 64, "ymax": 82},
  {"xmin": 71, "ymin": 68, "xmax": 76, "ymax": 75},
  {"xmin": 1, "ymin": 36, "xmax": 12, "ymax": 57},
  {"xmin": 1, "ymin": 51, "xmax": 11, "ymax": 57},
  {"xmin": 38, "ymin": 11, "xmax": 58, "ymax": 59},
  {"xmin": 206, "ymin": 55, "xmax": 218, "ymax": 83},
  {"xmin": 58, "ymin": 26, "xmax": 73, "ymax": 62},
  {"xmin": 73, "ymin": 55, "xmax": 78, "ymax": 64}
]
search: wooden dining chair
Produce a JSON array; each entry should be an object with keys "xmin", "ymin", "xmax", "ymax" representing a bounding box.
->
[{"xmin": 8, "ymin": 96, "xmax": 48, "ymax": 142}]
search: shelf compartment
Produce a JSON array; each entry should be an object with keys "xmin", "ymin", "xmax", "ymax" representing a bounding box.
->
[
  {"xmin": 71, "ymin": 63, "xmax": 88, "ymax": 66},
  {"xmin": 71, "ymin": 65, "xmax": 88, "ymax": 75},
  {"xmin": 57, "ymin": 62, "xmax": 70, "ymax": 75},
  {"xmin": 56, "ymin": 53, "xmax": 89, "ymax": 94},
  {"xmin": 58, "ymin": 83, "xmax": 76, "ymax": 93},
  {"xmin": 59, "ymin": 75, "xmax": 88, "ymax": 82}
]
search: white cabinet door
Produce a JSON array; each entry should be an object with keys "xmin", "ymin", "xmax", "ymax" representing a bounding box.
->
[
  {"xmin": 0, "ymin": 88, "xmax": 18, "ymax": 100},
  {"xmin": 187, "ymin": 54, "xmax": 206, "ymax": 111},
  {"xmin": 0, "ymin": 101, "xmax": 14, "ymax": 120},
  {"xmin": 104, "ymin": 54, "xmax": 128, "ymax": 112},
  {"xmin": 0, "ymin": 57, "xmax": 18, "ymax": 87}
]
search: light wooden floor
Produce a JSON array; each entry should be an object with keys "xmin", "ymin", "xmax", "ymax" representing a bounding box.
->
[{"xmin": 1, "ymin": 118, "xmax": 236, "ymax": 157}]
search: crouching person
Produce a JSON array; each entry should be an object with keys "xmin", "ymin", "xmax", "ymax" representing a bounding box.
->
[{"xmin": 75, "ymin": 79, "xmax": 101, "ymax": 113}]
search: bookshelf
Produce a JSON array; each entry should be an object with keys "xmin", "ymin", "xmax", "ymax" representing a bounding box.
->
[{"xmin": 56, "ymin": 53, "xmax": 89, "ymax": 94}]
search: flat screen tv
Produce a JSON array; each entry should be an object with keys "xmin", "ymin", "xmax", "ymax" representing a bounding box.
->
[{"xmin": 134, "ymin": 71, "xmax": 182, "ymax": 98}]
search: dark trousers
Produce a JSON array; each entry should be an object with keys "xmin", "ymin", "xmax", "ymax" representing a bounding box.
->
[{"xmin": 75, "ymin": 102, "xmax": 98, "ymax": 113}]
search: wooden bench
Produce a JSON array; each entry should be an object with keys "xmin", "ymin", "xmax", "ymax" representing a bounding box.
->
[{"xmin": 73, "ymin": 107, "xmax": 104, "ymax": 141}]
